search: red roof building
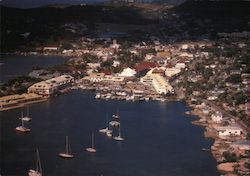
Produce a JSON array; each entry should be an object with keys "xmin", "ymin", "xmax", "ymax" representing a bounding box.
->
[{"xmin": 134, "ymin": 62, "xmax": 159, "ymax": 72}]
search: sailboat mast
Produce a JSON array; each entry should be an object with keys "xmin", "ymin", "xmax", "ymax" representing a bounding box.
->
[
  {"xmin": 36, "ymin": 149, "xmax": 42, "ymax": 173},
  {"xmin": 92, "ymin": 133, "xmax": 94, "ymax": 149},
  {"xmin": 21, "ymin": 112, "xmax": 24, "ymax": 127},
  {"xmin": 119, "ymin": 124, "xmax": 121, "ymax": 136},
  {"xmin": 66, "ymin": 136, "xmax": 68, "ymax": 154}
]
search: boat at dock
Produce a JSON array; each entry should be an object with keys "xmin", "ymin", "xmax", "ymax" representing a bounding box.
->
[
  {"xmin": 16, "ymin": 115, "xmax": 31, "ymax": 132},
  {"xmin": 106, "ymin": 129, "xmax": 112, "ymax": 137},
  {"xmin": 28, "ymin": 149, "xmax": 42, "ymax": 176},
  {"xmin": 86, "ymin": 133, "xmax": 96, "ymax": 153},
  {"xmin": 99, "ymin": 127, "xmax": 108, "ymax": 133},
  {"xmin": 59, "ymin": 136, "xmax": 74, "ymax": 158},
  {"xmin": 109, "ymin": 121, "xmax": 120, "ymax": 127}
]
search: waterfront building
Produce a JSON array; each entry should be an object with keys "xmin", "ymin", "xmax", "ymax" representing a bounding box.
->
[
  {"xmin": 0, "ymin": 93, "xmax": 44, "ymax": 111},
  {"xmin": 84, "ymin": 73, "xmax": 105, "ymax": 82},
  {"xmin": 140, "ymin": 69, "xmax": 174, "ymax": 95},
  {"xmin": 28, "ymin": 75, "xmax": 74, "ymax": 96},
  {"xmin": 152, "ymin": 74, "xmax": 174, "ymax": 94},
  {"xmin": 216, "ymin": 125, "xmax": 243, "ymax": 138}
]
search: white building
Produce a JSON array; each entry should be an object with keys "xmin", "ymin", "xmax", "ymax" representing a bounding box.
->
[
  {"xmin": 112, "ymin": 60, "xmax": 120, "ymax": 67},
  {"xmin": 119, "ymin": 68, "xmax": 136, "ymax": 77},
  {"xmin": 165, "ymin": 68, "xmax": 181, "ymax": 77},
  {"xmin": 145, "ymin": 54, "xmax": 154, "ymax": 60},
  {"xmin": 110, "ymin": 39, "xmax": 120, "ymax": 49},
  {"xmin": 140, "ymin": 70, "xmax": 174, "ymax": 95},
  {"xmin": 175, "ymin": 63, "xmax": 186, "ymax": 69},
  {"xmin": 84, "ymin": 73, "xmax": 105, "ymax": 82},
  {"xmin": 152, "ymin": 74, "xmax": 174, "ymax": 94},
  {"xmin": 28, "ymin": 75, "xmax": 74, "ymax": 96},
  {"xmin": 216, "ymin": 125, "xmax": 243, "ymax": 138},
  {"xmin": 211, "ymin": 112, "xmax": 223, "ymax": 123}
]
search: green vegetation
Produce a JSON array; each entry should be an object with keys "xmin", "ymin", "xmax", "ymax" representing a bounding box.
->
[
  {"xmin": 222, "ymin": 151, "xmax": 238, "ymax": 162},
  {"xmin": 0, "ymin": 76, "xmax": 43, "ymax": 96}
]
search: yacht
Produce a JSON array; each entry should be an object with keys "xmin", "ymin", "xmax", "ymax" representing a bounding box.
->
[
  {"xmin": 21, "ymin": 107, "xmax": 32, "ymax": 121},
  {"xmin": 28, "ymin": 149, "xmax": 42, "ymax": 176},
  {"xmin": 16, "ymin": 116, "xmax": 30, "ymax": 132},
  {"xmin": 86, "ymin": 133, "xmax": 96, "ymax": 153},
  {"xmin": 59, "ymin": 136, "xmax": 74, "ymax": 158},
  {"xmin": 113, "ymin": 123, "xmax": 124, "ymax": 141}
]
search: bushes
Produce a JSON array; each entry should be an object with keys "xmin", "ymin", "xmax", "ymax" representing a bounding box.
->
[{"xmin": 223, "ymin": 151, "xmax": 238, "ymax": 162}]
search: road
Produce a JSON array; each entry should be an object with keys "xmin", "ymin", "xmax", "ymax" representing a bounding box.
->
[{"xmin": 202, "ymin": 99, "xmax": 250, "ymax": 134}]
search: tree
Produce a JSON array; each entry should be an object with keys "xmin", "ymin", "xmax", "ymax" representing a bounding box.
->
[
  {"xmin": 223, "ymin": 151, "xmax": 238, "ymax": 162},
  {"xmin": 226, "ymin": 74, "xmax": 242, "ymax": 84}
]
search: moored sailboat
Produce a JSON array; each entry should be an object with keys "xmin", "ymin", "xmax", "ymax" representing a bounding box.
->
[
  {"xmin": 59, "ymin": 136, "xmax": 74, "ymax": 158},
  {"xmin": 22, "ymin": 106, "xmax": 32, "ymax": 121},
  {"xmin": 86, "ymin": 133, "xmax": 96, "ymax": 153},
  {"xmin": 113, "ymin": 123, "xmax": 124, "ymax": 141},
  {"xmin": 16, "ymin": 114, "xmax": 31, "ymax": 132},
  {"xmin": 28, "ymin": 149, "xmax": 42, "ymax": 176},
  {"xmin": 99, "ymin": 113, "xmax": 109, "ymax": 133}
]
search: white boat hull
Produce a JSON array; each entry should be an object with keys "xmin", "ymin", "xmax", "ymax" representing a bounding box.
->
[
  {"xmin": 59, "ymin": 153, "xmax": 74, "ymax": 158},
  {"xmin": 21, "ymin": 117, "xmax": 32, "ymax": 121},
  {"xmin": 99, "ymin": 128, "xmax": 108, "ymax": 133},
  {"xmin": 113, "ymin": 136, "xmax": 124, "ymax": 141},
  {"xmin": 16, "ymin": 126, "xmax": 31, "ymax": 132},
  {"xmin": 86, "ymin": 148, "xmax": 96, "ymax": 153},
  {"xmin": 106, "ymin": 130, "xmax": 112, "ymax": 137},
  {"xmin": 28, "ymin": 169, "xmax": 42, "ymax": 176}
]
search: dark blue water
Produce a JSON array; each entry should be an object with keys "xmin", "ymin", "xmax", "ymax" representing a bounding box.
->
[
  {"xmin": 0, "ymin": 55, "xmax": 67, "ymax": 83},
  {"xmin": 0, "ymin": 90, "xmax": 219, "ymax": 176}
]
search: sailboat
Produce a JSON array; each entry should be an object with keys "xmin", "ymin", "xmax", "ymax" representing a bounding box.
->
[
  {"xmin": 99, "ymin": 113, "xmax": 109, "ymax": 133},
  {"xmin": 59, "ymin": 136, "xmax": 74, "ymax": 158},
  {"xmin": 113, "ymin": 123, "xmax": 124, "ymax": 141},
  {"xmin": 21, "ymin": 107, "xmax": 32, "ymax": 121},
  {"xmin": 16, "ymin": 114, "xmax": 31, "ymax": 132},
  {"xmin": 28, "ymin": 149, "xmax": 42, "ymax": 176},
  {"xmin": 86, "ymin": 133, "xmax": 96, "ymax": 153}
]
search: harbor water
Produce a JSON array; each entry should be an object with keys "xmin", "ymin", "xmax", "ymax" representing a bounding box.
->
[
  {"xmin": 0, "ymin": 90, "xmax": 219, "ymax": 176},
  {"xmin": 0, "ymin": 55, "xmax": 67, "ymax": 83}
]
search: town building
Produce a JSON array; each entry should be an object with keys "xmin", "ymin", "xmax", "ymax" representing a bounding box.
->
[
  {"xmin": 211, "ymin": 112, "xmax": 223, "ymax": 123},
  {"xmin": 216, "ymin": 125, "xmax": 243, "ymax": 138},
  {"xmin": 119, "ymin": 68, "xmax": 136, "ymax": 77},
  {"xmin": 165, "ymin": 68, "xmax": 181, "ymax": 77},
  {"xmin": 28, "ymin": 75, "xmax": 74, "ymax": 96},
  {"xmin": 140, "ymin": 70, "xmax": 174, "ymax": 95}
]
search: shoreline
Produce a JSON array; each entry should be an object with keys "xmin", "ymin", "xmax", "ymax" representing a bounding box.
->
[
  {"xmin": 1, "ymin": 52, "xmax": 249, "ymax": 175},
  {"xmin": 185, "ymin": 100, "xmax": 249, "ymax": 176},
  {"xmin": 0, "ymin": 88, "xmax": 248, "ymax": 175}
]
